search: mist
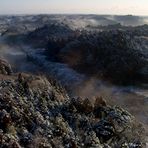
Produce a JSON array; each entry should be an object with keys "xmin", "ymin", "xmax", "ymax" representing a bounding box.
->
[
  {"xmin": 1, "ymin": 35, "xmax": 147, "ymax": 133},
  {"xmin": 0, "ymin": 15, "xmax": 148, "ymax": 141}
]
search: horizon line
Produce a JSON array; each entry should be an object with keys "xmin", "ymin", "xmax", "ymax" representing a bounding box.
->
[{"xmin": 0, "ymin": 13, "xmax": 148, "ymax": 17}]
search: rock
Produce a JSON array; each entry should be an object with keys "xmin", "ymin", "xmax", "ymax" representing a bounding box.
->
[
  {"xmin": 0, "ymin": 59, "xmax": 12, "ymax": 75},
  {"xmin": 94, "ymin": 97, "xmax": 107, "ymax": 109},
  {"xmin": 71, "ymin": 97, "xmax": 94, "ymax": 113}
]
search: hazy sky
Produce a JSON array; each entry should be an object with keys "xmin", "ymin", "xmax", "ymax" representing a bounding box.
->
[{"xmin": 0, "ymin": 0, "xmax": 148, "ymax": 15}]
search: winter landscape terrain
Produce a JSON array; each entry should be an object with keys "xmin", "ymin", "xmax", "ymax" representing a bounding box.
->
[{"xmin": 0, "ymin": 14, "xmax": 148, "ymax": 147}]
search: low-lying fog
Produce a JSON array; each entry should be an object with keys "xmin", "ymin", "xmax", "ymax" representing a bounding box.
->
[
  {"xmin": 0, "ymin": 35, "xmax": 148, "ymax": 137},
  {"xmin": 0, "ymin": 37, "xmax": 39, "ymax": 73}
]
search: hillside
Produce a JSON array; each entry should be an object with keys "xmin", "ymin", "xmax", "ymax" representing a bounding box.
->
[
  {"xmin": 0, "ymin": 15, "xmax": 148, "ymax": 147},
  {"xmin": 0, "ymin": 60, "xmax": 146, "ymax": 147},
  {"xmin": 23, "ymin": 23, "xmax": 148, "ymax": 85}
]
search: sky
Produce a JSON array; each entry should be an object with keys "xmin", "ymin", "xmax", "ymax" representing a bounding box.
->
[{"xmin": 0, "ymin": 0, "xmax": 148, "ymax": 15}]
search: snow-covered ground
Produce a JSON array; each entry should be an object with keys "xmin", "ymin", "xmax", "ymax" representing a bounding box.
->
[{"xmin": 0, "ymin": 36, "xmax": 148, "ymax": 138}]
